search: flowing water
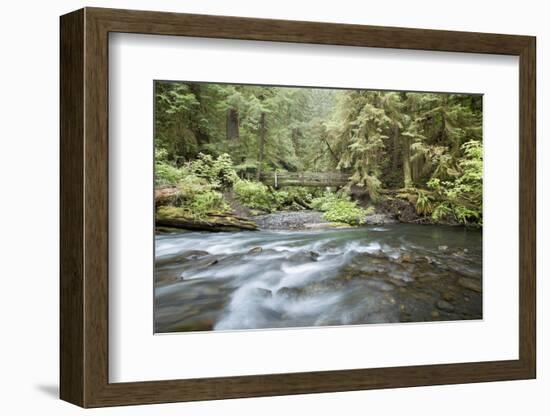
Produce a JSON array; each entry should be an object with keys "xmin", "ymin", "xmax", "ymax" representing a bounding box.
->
[{"xmin": 154, "ymin": 222, "xmax": 482, "ymax": 333}]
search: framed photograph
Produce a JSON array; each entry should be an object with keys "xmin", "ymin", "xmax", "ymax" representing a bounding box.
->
[{"xmin": 60, "ymin": 7, "xmax": 536, "ymax": 407}]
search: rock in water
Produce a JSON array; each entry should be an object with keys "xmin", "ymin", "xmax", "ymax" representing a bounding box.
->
[
  {"xmin": 442, "ymin": 291, "xmax": 455, "ymax": 302},
  {"xmin": 155, "ymin": 250, "xmax": 210, "ymax": 266},
  {"xmin": 436, "ymin": 299, "xmax": 455, "ymax": 312},
  {"xmin": 365, "ymin": 279, "xmax": 394, "ymax": 292},
  {"xmin": 458, "ymin": 277, "xmax": 482, "ymax": 293},
  {"xmin": 400, "ymin": 253, "xmax": 414, "ymax": 263},
  {"xmin": 248, "ymin": 246, "xmax": 263, "ymax": 254},
  {"xmin": 255, "ymin": 287, "xmax": 272, "ymax": 298},
  {"xmin": 276, "ymin": 286, "xmax": 302, "ymax": 299},
  {"xmin": 309, "ymin": 251, "xmax": 321, "ymax": 261}
]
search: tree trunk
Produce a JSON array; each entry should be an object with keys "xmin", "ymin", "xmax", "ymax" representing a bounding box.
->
[
  {"xmin": 226, "ymin": 108, "xmax": 239, "ymax": 140},
  {"xmin": 188, "ymin": 83, "xmax": 209, "ymax": 146},
  {"xmin": 321, "ymin": 136, "xmax": 338, "ymax": 163},
  {"xmin": 392, "ymin": 124, "xmax": 400, "ymax": 171},
  {"xmin": 256, "ymin": 112, "xmax": 266, "ymax": 181},
  {"xmin": 403, "ymin": 134, "xmax": 413, "ymax": 188}
]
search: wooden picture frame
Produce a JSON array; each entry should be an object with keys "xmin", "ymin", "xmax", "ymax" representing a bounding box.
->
[{"xmin": 60, "ymin": 7, "xmax": 536, "ymax": 408}]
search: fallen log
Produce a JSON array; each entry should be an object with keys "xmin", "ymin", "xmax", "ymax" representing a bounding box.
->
[{"xmin": 156, "ymin": 213, "xmax": 259, "ymax": 232}]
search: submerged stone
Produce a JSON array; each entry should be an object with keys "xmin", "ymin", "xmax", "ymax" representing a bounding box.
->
[
  {"xmin": 458, "ymin": 277, "xmax": 482, "ymax": 293},
  {"xmin": 255, "ymin": 287, "xmax": 273, "ymax": 298},
  {"xmin": 309, "ymin": 251, "xmax": 321, "ymax": 261},
  {"xmin": 442, "ymin": 291, "xmax": 455, "ymax": 302},
  {"xmin": 436, "ymin": 299, "xmax": 455, "ymax": 312}
]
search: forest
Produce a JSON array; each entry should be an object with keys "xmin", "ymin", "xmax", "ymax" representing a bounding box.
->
[
  {"xmin": 153, "ymin": 81, "xmax": 484, "ymax": 332},
  {"xmin": 154, "ymin": 81, "xmax": 483, "ymax": 230}
]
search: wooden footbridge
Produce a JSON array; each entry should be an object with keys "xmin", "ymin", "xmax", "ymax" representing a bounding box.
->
[{"xmin": 259, "ymin": 172, "xmax": 351, "ymax": 188}]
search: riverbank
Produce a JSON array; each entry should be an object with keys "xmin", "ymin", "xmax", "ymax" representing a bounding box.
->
[
  {"xmin": 252, "ymin": 210, "xmax": 398, "ymax": 231},
  {"xmin": 155, "ymin": 185, "xmax": 481, "ymax": 233}
]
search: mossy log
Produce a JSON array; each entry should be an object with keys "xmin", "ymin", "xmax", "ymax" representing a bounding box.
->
[{"xmin": 156, "ymin": 213, "xmax": 259, "ymax": 232}]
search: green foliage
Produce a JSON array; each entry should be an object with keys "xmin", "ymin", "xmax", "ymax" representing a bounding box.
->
[
  {"xmin": 157, "ymin": 196, "xmax": 229, "ymax": 220},
  {"xmin": 323, "ymin": 200, "xmax": 366, "ymax": 226},
  {"xmin": 234, "ymin": 180, "xmax": 319, "ymax": 213},
  {"xmin": 155, "ymin": 149, "xmax": 231, "ymax": 219},
  {"xmin": 234, "ymin": 180, "xmax": 278, "ymax": 212},
  {"xmin": 274, "ymin": 187, "xmax": 317, "ymax": 208},
  {"xmin": 190, "ymin": 190, "xmax": 229, "ymax": 217},
  {"xmin": 155, "ymin": 149, "xmax": 187, "ymax": 185},
  {"xmin": 168, "ymin": 174, "xmax": 229, "ymax": 219},
  {"xmin": 431, "ymin": 202, "xmax": 453, "ymax": 222},
  {"xmin": 157, "ymin": 205, "xmax": 186, "ymax": 219},
  {"xmin": 155, "ymin": 80, "xmax": 483, "ymax": 226},
  {"xmin": 189, "ymin": 153, "xmax": 238, "ymax": 188},
  {"xmin": 312, "ymin": 192, "xmax": 366, "ymax": 225},
  {"xmin": 311, "ymin": 192, "xmax": 340, "ymax": 211},
  {"xmin": 415, "ymin": 189, "xmax": 436, "ymax": 215},
  {"xmin": 155, "ymin": 150, "xmax": 238, "ymax": 192},
  {"xmin": 427, "ymin": 140, "xmax": 483, "ymax": 225}
]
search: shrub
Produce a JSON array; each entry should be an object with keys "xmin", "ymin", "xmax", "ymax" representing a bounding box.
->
[
  {"xmin": 323, "ymin": 200, "xmax": 366, "ymax": 225},
  {"xmin": 415, "ymin": 189, "xmax": 436, "ymax": 215},
  {"xmin": 190, "ymin": 153, "xmax": 238, "ymax": 188},
  {"xmin": 190, "ymin": 190, "xmax": 229, "ymax": 217},
  {"xmin": 272, "ymin": 186, "xmax": 317, "ymax": 209},
  {"xmin": 155, "ymin": 148, "xmax": 188, "ymax": 185},
  {"xmin": 158, "ymin": 186, "xmax": 229, "ymax": 220},
  {"xmin": 155, "ymin": 162, "xmax": 187, "ymax": 186},
  {"xmin": 234, "ymin": 180, "xmax": 277, "ymax": 212},
  {"xmin": 431, "ymin": 202, "xmax": 453, "ymax": 222},
  {"xmin": 311, "ymin": 192, "xmax": 340, "ymax": 211},
  {"xmin": 312, "ymin": 191, "xmax": 366, "ymax": 225}
]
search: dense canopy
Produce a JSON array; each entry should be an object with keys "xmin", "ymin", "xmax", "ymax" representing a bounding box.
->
[{"xmin": 155, "ymin": 81, "xmax": 483, "ymax": 225}]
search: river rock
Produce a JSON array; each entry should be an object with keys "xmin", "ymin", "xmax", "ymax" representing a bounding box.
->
[
  {"xmin": 442, "ymin": 291, "xmax": 455, "ymax": 302},
  {"xmin": 156, "ymin": 250, "xmax": 210, "ymax": 266},
  {"xmin": 458, "ymin": 277, "xmax": 482, "ymax": 293},
  {"xmin": 365, "ymin": 279, "xmax": 394, "ymax": 292},
  {"xmin": 276, "ymin": 286, "xmax": 302, "ymax": 299},
  {"xmin": 400, "ymin": 253, "xmax": 414, "ymax": 263},
  {"xmin": 425, "ymin": 256, "xmax": 437, "ymax": 264},
  {"xmin": 363, "ymin": 213, "xmax": 398, "ymax": 225},
  {"xmin": 255, "ymin": 287, "xmax": 272, "ymax": 298},
  {"xmin": 253, "ymin": 211, "xmax": 324, "ymax": 230},
  {"xmin": 387, "ymin": 277, "xmax": 408, "ymax": 287},
  {"xmin": 287, "ymin": 251, "xmax": 322, "ymax": 263},
  {"xmin": 248, "ymin": 246, "xmax": 263, "ymax": 254},
  {"xmin": 304, "ymin": 222, "xmax": 351, "ymax": 230},
  {"xmin": 436, "ymin": 299, "xmax": 455, "ymax": 312},
  {"xmin": 309, "ymin": 251, "xmax": 321, "ymax": 261}
]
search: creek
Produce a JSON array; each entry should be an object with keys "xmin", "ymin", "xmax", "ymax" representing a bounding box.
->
[{"xmin": 155, "ymin": 215, "xmax": 482, "ymax": 333}]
